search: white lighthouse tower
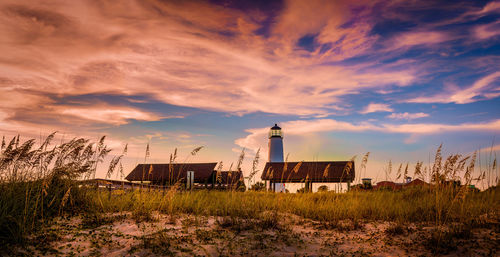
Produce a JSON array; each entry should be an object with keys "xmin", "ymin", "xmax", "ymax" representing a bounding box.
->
[{"xmin": 268, "ymin": 124, "xmax": 285, "ymax": 192}]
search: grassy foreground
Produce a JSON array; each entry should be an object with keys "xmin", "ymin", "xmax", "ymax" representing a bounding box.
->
[
  {"xmin": 92, "ymin": 188, "xmax": 499, "ymax": 224},
  {"xmin": 3, "ymin": 187, "xmax": 498, "ymax": 256},
  {"xmin": 0, "ymin": 134, "xmax": 499, "ymax": 255}
]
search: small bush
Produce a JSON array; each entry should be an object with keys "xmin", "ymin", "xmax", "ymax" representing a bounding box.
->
[
  {"xmin": 318, "ymin": 185, "xmax": 329, "ymax": 192},
  {"xmin": 424, "ymin": 229, "xmax": 457, "ymax": 254},
  {"xmin": 136, "ymin": 230, "xmax": 175, "ymax": 256},
  {"xmin": 385, "ymin": 223, "xmax": 406, "ymax": 236}
]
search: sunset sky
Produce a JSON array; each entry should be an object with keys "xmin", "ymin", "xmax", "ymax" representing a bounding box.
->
[{"xmin": 0, "ymin": 0, "xmax": 499, "ymax": 185}]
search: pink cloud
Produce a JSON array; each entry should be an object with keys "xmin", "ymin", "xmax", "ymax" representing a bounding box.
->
[
  {"xmin": 479, "ymin": 143, "xmax": 500, "ymax": 153},
  {"xmin": 382, "ymin": 120, "xmax": 500, "ymax": 134},
  {"xmin": 360, "ymin": 103, "xmax": 393, "ymax": 114},
  {"xmin": 474, "ymin": 20, "xmax": 500, "ymax": 40},
  {"xmin": 235, "ymin": 118, "xmax": 500, "ymax": 151},
  {"xmin": 407, "ymin": 71, "xmax": 500, "ymax": 104},
  {"xmin": 0, "ymin": 0, "xmax": 497, "ymax": 155},
  {"xmin": 387, "ymin": 112, "xmax": 429, "ymax": 120},
  {"xmin": 390, "ymin": 31, "xmax": 449, "ymax": 49},
  {"xmin": 60, "ymin": 106, "xmax": 167, "ymax": 126},
  {"xmin": 469, "ymin": 1, "xmax": 500, "ymax": 16},
  {"xmin": 0, "ymin": 0, "xmax": 418, "ymax": 123}
]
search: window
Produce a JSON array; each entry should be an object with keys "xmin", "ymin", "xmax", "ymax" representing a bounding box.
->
[{"xmin": 269, "ymin": 129, "xmax": 282, "ymax": 137}]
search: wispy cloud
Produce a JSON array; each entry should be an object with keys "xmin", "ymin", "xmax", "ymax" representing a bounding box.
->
[
  {"xmin": 0, "ymin": 0, "xmax": 499, "ymax": 173},
  {"xmin": 236, "ymin": 118, "xmax": 500, "ymax": 152},
  {"xmin": 0, "ymin": 0, "xmax": 423, "ymax": 125},
  {"xmin": 466, "ymin": 1, "xmax": 500, "ymax": 17},
  {"xmin": 387, "ymin": 112, "xmax": 429, "ymax": 120},
  {"xmin": 390, "ymin": 31, "xmax": 450, "ymax": 49},
  {"xmin": 478, "ymin": 143, "xmax": 500, "ymax": 153},
  {"xmin": 407, "ymin": 72, "xmax": 500, "ymax": 104},
  {"xmin": 360, "ymin": 103, "xmax": 393, "ymax": 114},
  {"xmin": 1, "ymin": 0, "xmax": 498, "ymax": 131},
  {"xmin": 60, "ymin": 106, "xmax": 166, "ymax": 126},
  {"xmin": 474, "ymin": 20, "xmax": 500, "ymax": 40}
]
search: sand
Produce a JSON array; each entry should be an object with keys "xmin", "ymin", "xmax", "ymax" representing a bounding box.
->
[{"xmin": 20, "ymin": 212, "xmax": 499, "ymax": 256}]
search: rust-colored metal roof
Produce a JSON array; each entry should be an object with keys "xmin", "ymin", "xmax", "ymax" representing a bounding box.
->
[
  {"xmin": 374, "ymin": 181, "xmax": 402, "ymax": 190},
  {"xmin": 403, "ymin": 178, "xmax": 429, "ymax": 187},
  {"xmin": 125, "ymin": 163, "xmax": 217, "ymax": 184},
  {"xmin": 261, "ymin": 161, "xmax": 355, "ymax": 183},
  {"xmin": 376, "ymin": 181, "xmax": 397, "ymax": 186}
]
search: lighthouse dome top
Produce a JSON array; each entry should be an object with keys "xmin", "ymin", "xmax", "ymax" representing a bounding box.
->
[{"xmin": 269, "ymin": 123, "xmax": 283, "ymax": 138}]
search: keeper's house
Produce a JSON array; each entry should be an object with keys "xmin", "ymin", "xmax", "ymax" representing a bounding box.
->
[
  {"xmin": 261, "ymin": 161, "xmax": 355, "ymax": 192},
  {"xmin": 125, "ymin": 163, "xmax": 244, "ymax": 189}
]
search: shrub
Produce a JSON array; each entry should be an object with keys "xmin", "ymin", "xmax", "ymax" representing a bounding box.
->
[{"xmin": 317, "ymin": 185, "xmax": 329, "ymax": 192}]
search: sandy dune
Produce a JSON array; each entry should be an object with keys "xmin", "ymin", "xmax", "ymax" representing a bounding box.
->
[{"xmin": 22, "ymin": 212, "xmax": 499, "ymax": 256}]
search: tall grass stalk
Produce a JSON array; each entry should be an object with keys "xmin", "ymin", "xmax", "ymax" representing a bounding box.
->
[{"xmin": 0, "ymin": 133, "xmax": 111, "ymax": 246}]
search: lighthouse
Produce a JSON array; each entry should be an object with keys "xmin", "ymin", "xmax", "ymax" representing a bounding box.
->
[{"xmin": 268, "ymin": 124, "xmax": 285, "ymax": 192}]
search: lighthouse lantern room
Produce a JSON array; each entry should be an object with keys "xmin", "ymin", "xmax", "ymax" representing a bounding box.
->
[{"xmin": 268, "ymin": 124, "xmax": 285, "ymax": 192}]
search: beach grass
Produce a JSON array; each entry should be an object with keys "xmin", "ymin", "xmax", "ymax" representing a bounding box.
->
[
  {"xmin": 0, "ymin": 134, "xmax": 499, "ymax": 254},
  {"xmin": 87, "ymin": 187, "xmax": 499, "ymax": 224}
]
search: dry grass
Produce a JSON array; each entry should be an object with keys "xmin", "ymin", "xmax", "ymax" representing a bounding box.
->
[
  {"xmin": 0, "ymin": 133, "xmax": 112, "ymax": 248},
  {"xmin": 1, "ymin": 133, "xmax": 499, "ymax": 256}
]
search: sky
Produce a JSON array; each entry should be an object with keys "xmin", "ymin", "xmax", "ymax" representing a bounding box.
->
[{"xmin": 0, "ymin": 0, "xmax": 499, "ymax": 187}]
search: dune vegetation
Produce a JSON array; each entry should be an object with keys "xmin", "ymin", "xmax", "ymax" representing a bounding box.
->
[{"xmin": 0, "ymin": 134, "xmax": 499, "ymax": 256}]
